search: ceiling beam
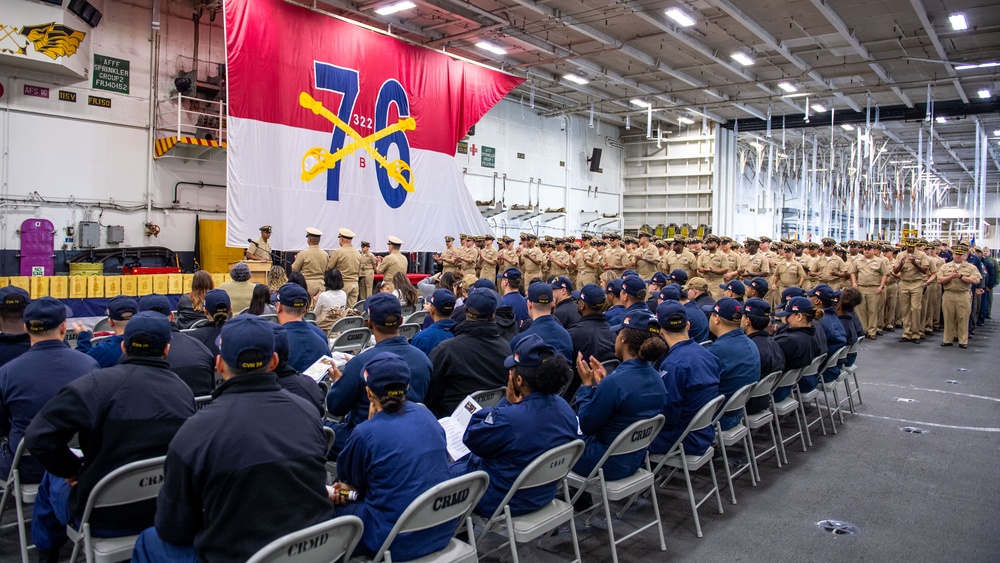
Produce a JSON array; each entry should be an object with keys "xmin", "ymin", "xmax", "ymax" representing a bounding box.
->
[
  {"xmin": 807, "ymin": 0, "xmax": 914, "ymax": 108},
  {"xmin": 907, "ymin": 0, "xmax": 970, "ymax": 104},
  {"xmin": 974, "ymin": 116, "xmax": 1000, "ymax": 174},
  {"xmin": 928, "ymin": 126, "xmax": 974, "ymax": 180}
]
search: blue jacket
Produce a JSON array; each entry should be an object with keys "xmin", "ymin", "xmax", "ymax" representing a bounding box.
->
[
  {"xmin": 410, "ymin": 318, "xmax": 456, "ymax": 357},
  {"xmin": 816, "ymin": 307, "xmax": 846, "ymax": 384},
  {"xmin": 154, "ymin": 372, "xmax": 332, "ymax": 563},
  {"xmin": 500, "ymin": 292, "xmax": 529, "ymax": 329},
  {"xmin": 0, "ymin": 340, "xmax": 100, "ymax": 482},
  {"xmin": 706, "ymin": 330, "xmax": 760, "ymax": 430},
  {"xmin": 275, "ymin": 364, "xmax": 325, "ymax": 416},
  {"xmin": 604, "ymin": 305, "xmax": 626, "ymax": 328},
  {"xmin": 283, "ymin": 320, "xmax": 331, "ymax": 373},
  {"xmin": 650, "ymin": 339, "xmax": 720, "ymax": 456},
  {"xmin": 745, "ymin": 330, "xmax": 785, "ymax": 414},
  {"xmin": 0, "ymin": 333, "xmax": 31, "ymax": 369},
  {"xmin": 684, "ymin": 301, "xmax": 711, "ymax": 343},
  {"xmin": 337, "ymin": 402, "xmax": 454, "ymax": 560},
  {"xmin": 326, "ymin": 337, "xmax": 433, "ymax": 431},
  {"xmin": 573, "ymin": 358, "xmax": 666, "ymax": 481},
  {"xmin": 459, "ymin": 394, "xmax": 580, "ymax": 517},
  {"xmin": 510, "ymin": 315, "xmax": 574, "ymax": 364},
  {"xmin": 76, "ymin": 332, "xmax": 125, "ymax": 368}
]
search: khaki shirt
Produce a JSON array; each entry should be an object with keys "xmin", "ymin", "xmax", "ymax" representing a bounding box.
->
[
  {"xmin": 360, "ymin": 251, "xmax": 377, "ymax": 276},
  {"xmin": 521, "ymin": 247, "xmax": 545, "ymax": 277},
  {"xmin": 810, "ymin": 254, "xmax": 844, "ymax": 284},
  {"xmin": 939, "ymin": 261, "xmax": 981, "ymax": 292},
  {"xmin": 605, "ymin": 247, "xmax": 628, "ymax": 275},
  {"xmin": 635, "ymin": 245, "xmax": 659, "ymax": 278},
  {"xmin": 291, "ymin": 245, "xmax": 328, "ymax": 280},
  {"xmin": 697, "ymin": 251, "xmax": 729, "ymax": 282},
  {"xmin": 480, "ymin": 247, "xmax": 499, "ymax": 280},
  {"xmin": 895, "ymin": 252, "xmax": 930, "ymax": 284},
  {"xmin": 850, "ymin": 257, "xmax": 889, "ymax": 286},
  {"xmin": 459, "ymin": 246, "xmax": 479, "ymax": 275},
  {"xmin": 577, "ymin": 247, "xmax": 600, "ymax": 277},
  {"xmin": 440, "ymin": 247, "xmax": 460, "ymax": 274},
  {"xmin": 549, "ymin": 250, "xmax": 570, "ymax": 276},
  {"xmin": 246, "ymin": 237, "xmax": 272, "ymax": 261},
  {"xmin": 328, "ymin": 243, "xmax": 361, "ymax": 282},
  {"xmin": 667, "ymin": 250, "xmax": 697, "ymax": 278},
  {"xmin": 497, "ymin": 249, "xmax": 518, "ymax": 270},
  {"xmin": 774, "ymin": 260, "xmax": 806, "ymax": 288},
  {"xmin": 740, "ymin": 252, "xmax": 771, "ymax": 277},
  {"xmin": 377, "ymin": 252, "xmax": 408, "ymax": 286}
]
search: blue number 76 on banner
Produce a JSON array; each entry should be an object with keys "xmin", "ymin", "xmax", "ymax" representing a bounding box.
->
[{"xmin": 300, "ymin": 62, "xmax": 416, "ymax": 209}]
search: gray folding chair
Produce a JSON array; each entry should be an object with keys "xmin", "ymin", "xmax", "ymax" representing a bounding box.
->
[
  {"xmin": 318, "ymin": 381, "xmax": 331, "ymax": 417},
  {"xmin": 328, "ymin": 316, "xmax": 366, "ymax": 339},
  {"xmin": 322, "ymin": 427, "xmax": 336, "ymax": 458},
  {"xmin": 246, "ymin": 515, "xmax": 363, "ymax": 563},
  {"xmin": 303, "ymin": 311, "xmax": 317, "ymax": 321},
  {"xmin": 92, "ymin": 317, "xmax": 112, "ymax": 334},
  {"xmin": 331, "ymin": 328, "xmax": 372, "ymax": 355},
  {"xmin": 565, "ymin": 415, "xmax": 666, "ymax": 563},
  {"xmin": 195, "ymin": 395, "xmax": 213, "ymax": 410},
  {"xmin": 743, "ymin": 371, "xmax": 783, "ymax": 478},
  {"xmin": 260, "ymin": 314, "xmax": 279, "ymax": 324},
  {"xmin": 815, "ymin": 347, "xmax": 852, "ymax": 432},
  {"xmin": 699, "ymin": 340, "xmax": 712, "ymax": 347},
  {"xmin": 600, "ymin": 359, "xmax": 621, "ymax": 373},
  {"xmin": 359, "ymin": 471, "xmax": 489, "ymax": 563},
  {"xmin": 840, "ymin": 335, "xmax": 866, "ymax": 413},
  {"xmin": 0, "ymin": 439, "xmax": 37, "ymax": 563},
  {"xmin": 67, "ymin": 456, "xmax": 167, "ymax": 563},
  {"xmin": 646, "ymin": 396, "xmax": 725, "ymax": 538},
  {"xmin": 473, "ymin": 440, "xmax": 585, "ymax": 563},
  {"xmin": 189, "ymin": 318, "xmax": 213, "ymax": 329},
  {"xmin": 790, "ymin": 353, "xmax": 827, "ymax": 448},
  {"xmin": 398, "ymin": 323, "xmax": 421, "ymax": 341},
  {"xmin": 710, "ymin": 383, "xmax": 758, "ymax": 504},
  {"xmin": 470, "ymin": 387, "xmax": 506, "ymax": 408},
  {"xmin": 400, "ymin": 304, "xmax": 417, "ymax": 317},
  {"xmin": 405, "ymin": 310, "xmax": 429, "ymax": 325},
  {"xmin": 770, "ymin": 367, "xmax": 808, "ymax": 463}
]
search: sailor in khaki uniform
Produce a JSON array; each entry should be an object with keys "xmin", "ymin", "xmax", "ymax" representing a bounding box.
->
[
  {"xmin": 549, "ymin": 238, "xmax": 571, "ymax": 278},
  {"xmin": 359, "ymin": 241, "xmax": 377, "ymax": 302},
  {"xmin": 459, "ymin": 235, "xmax": 479, "ymax": 278},
  {"xmin": 809, "ymin": 238, "xmax": 844, "ymax": 288},
  {"xmin": 291, "ymin": 227, "xmax": 328, "ymax": 298},
  {"xmin": 519, "ymin": 233, "xmax": 545, "ymax": 282},
  {"xmin": 575, "ymin": 233, "xmax": 599, "ymax": 286},
  {"xmin": 893, "ymin": 237, "xmax": 931, "ymax": 342},
  {"xmin": 696, "ymin": 234, "xmax": 729, "ymax": 299},
  {"xmin": 666, "ymin": 237, "xmax": 697, "ymax": 280},
  {"xmin": 438, "ymin": 236, "xmax": 461, "ymax": 275},
  {"xmin": 738, "ymin": 238, "xmax": 771, "ymax": 282},
  {"xmin": 938, "ymin": 243, "xmax": 981, "ymax": 348},
  {"xmin": 497, "ymin": 236, "xmax": 518, "ymax": 276},
  {"xmin": 772, "ymin": 244, "xmax": 806, "ymax": 306},
  {"xmin": 328, "ymin": 227, "xmax": 362, "ymax": 306},
  {"xmin": 480, "ymin": 234, "xmax": 499, "ymax": 282},
  {"xmin": 849, "ymin": 242, "xmax": 889, "ymax": 339},
  {"xmin": 634, "ymin": 231, "xmax": 659, "ymax": 279},
  {"xmin": 881, "ymin": 245, "xmax": 900, "ymax": 332},
  {"xmin": 245, "ymin": 225, "xmax": 273, "ymax": 261},
  {"xmin": 376, "ymin": 236, "xmax": 408, "ymax": 291},
  {"xmin": 922, "ymin": 241, "xmax": 944, "ymax": 334}
]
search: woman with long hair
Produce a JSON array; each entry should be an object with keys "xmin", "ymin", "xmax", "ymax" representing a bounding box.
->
[
  {"xmin": 573, "ymin": 310, "xmax": 667, "ymax": 480},
  {"xmin": 314, "ymin": 268, "xmax": 348, "ymax": 318},
  {"xmin": 391, "ymin": 271, "xmax": 419, "ymax": 307},
  {"xmin": 246, "ymin": 284, "xmax": 276, "ymax": 316},
  {"xmin": 266, "ymin": 265, "xmax": 288, "ymax": 294},
  {"xmin": 189, "ymin": 289, "xmax": 232, "ymax": 356},
  {"xmin": 175, "ymin": 270, "xmax": 214, "ymax": 329}
]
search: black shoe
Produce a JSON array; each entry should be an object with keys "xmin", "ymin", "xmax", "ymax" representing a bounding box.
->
[
  {"xmin": 959, "ymin": 344, "xmax": 968, "ymax": 349},
  {"xmin": 884, "ymin": 327, "xmax": 895, "ymax": 333},
  {"xmin": 941, "ymin": 342, "xmax": 953, "ymax": 347},
  {"xmin": 876, "ymin": 331, "xmax": 883, "ymax": 336},
  {"xmin": 899, "ymin": 337, "xmax": 911, "ymax": 343},
  {"xmin": 911, "ymin": 338, "xmax": 921, "ymax": 344},
  {"xmin": 35, "ymin": 551, "xmax": 60, "ymax": 563}
]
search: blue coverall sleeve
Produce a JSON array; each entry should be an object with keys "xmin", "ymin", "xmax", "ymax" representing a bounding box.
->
[
  {"xmin": 326, "ymin": 361, "xmax": 364, "ymax": 417},
  {"xmin": 336, "ymin": 431, "xmax": 371, "ymax": 498},
  {"xmin": 154, "ymin": 449, "xmax": 203, "ymax": 547},
  {"xmin": 576, "ymin": 380, "xmax": 618, "ymax": 437},
  {"xmin": 463, "ymin": 403, "xmax": 513, "ymax": 459}
]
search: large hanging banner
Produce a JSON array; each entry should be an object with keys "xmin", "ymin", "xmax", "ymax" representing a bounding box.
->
[{"xmin": 225, "ymin": 0, "xmax": 522, "ymax": 251}]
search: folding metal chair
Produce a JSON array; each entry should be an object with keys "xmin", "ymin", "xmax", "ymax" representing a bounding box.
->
[
  {"xmin": 322, "ymin": 427, "xmax": 336, "ymax": 457},
  {"xmin": 92, "ymin": 317, "xmax": 112, "ymax": 334},
  {"xmin": 646, "ymin": 396, "xmax": 725, "ymax": 538},
  {"xmin": 189, "ymin": 318, "xmax": 213, "ymax": 329},
  {"xmin": 710, "ymin": 383, "xmax": 758, "ymax": 504},
  {"xmin": 600, "ymin": 359, "xmax": 620, "ymax": 373},
  {"xmin": 327, "ymin": 316, "xmax": 366, "ymax": 340},
  {"xmin": 400, "ymin": 304, "xmax": 417, "ymax": 317},
  {"xmin": 303, "ymin": 311, "xmax": 317, "ymax": 322},
  {"xmin": 357, "ymin": 471, "xmax": 489, "ymax": 563},
  {"xmin": 790, "ymin": 353, "xmax": 827, "ymax": 448},
  {"xmin": 770, "ymin": 367, "xmax": 808, "ymax": 463},
  {"xmin": 331, "ymin": 328, "xmax": 372, "ymax": 355},
  {"xmin": 743, "ymin": 371, "xmax": 783, "ymax": 478},
  {"xmin": 405, "ymin": 310, "xmax": 429, "ymax": 325},
  {"xmin": 469, "ymin": 387, "xmax": 506, "ymax": 408},
  {"xmin": 398, "ymin": 323, "xmax": 421, "ymax": 341},
  {"xmin": 815, "ymin": 347, "xmax": 852, "ymax": 432},
  {"xmin": 473, "ymin": 440, "xmax": 585, "ymax": 563},
  {"xmin": 260, "ymin": 314, "xmax": 279, "ymax": 324},
  {"xmin": 195, "ymin": 396, "xmax": 213, "ymax": 410},
  {"xmin": 67, "ymin": 456, "xmax": 167, "ymax": 563},
  {"xmin": 699, "ymin": 340, "xmax": 712, "ymax": 347},
  {"xmin": 0, "ymin": 439, "xmax": 37, "ymax": 563},
  {"xmin": 840, "ymin": 335, "xmax": 866, "ymax": 413},
  {"xmin": 246, "ymin": 515, "xmax": 363, "ymax": 563},
  {"xmin": 565, "ymin": 415, "xmax": 666, "ymax": 563}
]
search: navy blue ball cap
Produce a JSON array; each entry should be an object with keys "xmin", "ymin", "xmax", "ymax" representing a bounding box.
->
[
  {"xmin": 622, "ymin": 269, "xmax": 639, "ymax": 278},
  {"xmin": 464, "ymin": 288, "xmax": 498, "ymax": 320},
  {"xmin": 527, "ymin": 282, "xmax": 553, "ymax": 304},
  {"xmin": 659, "ymin": 284, "xmax": 681, "ymax": 302},
  {"xmin": 621, "ymin": 275, "xmax": 646, "ymax": 297},
  {"xmin": 276, "ymin": 283, "xmax": 309, "ymax": 308},
  {"xmin": 605, "ymin": 278, "xmax": 624, "ymax": 294},
  {"xmin": 550, "ymin": 275, "xmax": 574, "ymax": 292},
  {"xmin": 704, "ymin": 297, "xmax": 743, "ymax": 322},
  {"xmin": 775, "ymin": 296, "xmax": 814, "ymax": 317},
  {"xmin": 668, "ymin": 269, "xmax": 689, "ymax": 285},
  {"xmin": 107, "ymin": 295, "xmax": 138, "ymax": 321},
  {"xmin": 500, "ymin": 267, "xmax": 522, "ymax": 281},
  {"xmin": 778, "ymin": 286, "xmax": 806, "ymax": 309},
  {"xmin": 24, "ymin": 297, "xmax": 70, "ymax": 333},
  {"xmin": 0, "ymin": 286, "xmax": 30, "ymax": 308},
  {"xmin": 743, "ymin": 298, "xmax": 771, "ymax": 317},
  {"xmin": 219, "ymin": 314, "xmax": 275, "ymax": 371},
  {"xmin": 646, "ymin": 272, "xmax": 669, "ymax": 285},
  {"xmin": 611, "ymin": 310, "xmax": 660, "ymax": 334},
  {"xmin": 656, "ymin": 300, "xmax": 688, "ymax": 330},
  {"xmin": 572, "ymin": 283, "xmax": 606, "ymax": 307},
  {"xmin": 138, "ymin": 293, "xmax": 172, "ymax": 317},
  {"xmin": 366, "ymin": 293, "xmax": 403, "ymax": 327},
  {"xmin": 363, "ymin": 352, "xmax": 411, "ymax": 397},
  {"xmin": 123, "ymin": 311, "xmax": 172, "ymax": 353},
  {"xmin": 429, "ymin": 289, "xmax": 456, "ymax": 313},
  {"xmin": 749, "ymin": 277, "xmax": 769, "ymax": 295},
  {"xmin": 807, "ymin": 284, "xmax": 838, "ymax": 304},
  {"xmin": 720, "ymin": 279, "xmax": 746, "ymax": 295},
  {"xmin": 505, "ymin": 334, "xmax": 557, "ymax": 368},
  {"xmin": 205, "ymin": 289, "xmax": 232, "ymax": 313},
  {"xmin": 473, "ymin": 278, "xmax": 497, "ymax": 292}
]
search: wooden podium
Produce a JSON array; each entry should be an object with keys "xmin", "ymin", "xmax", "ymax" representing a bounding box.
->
[{"xmin": 228, "ymin": 260, "xmax": 271, "ymax": 284}]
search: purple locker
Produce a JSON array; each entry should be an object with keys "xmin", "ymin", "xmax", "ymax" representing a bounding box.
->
[{"xmin": 19, "ymin": 219, "xmax": 56, "ymax": 276}]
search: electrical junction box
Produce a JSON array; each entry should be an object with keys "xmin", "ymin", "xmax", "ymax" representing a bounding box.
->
[
  {"xmin": 107, "ymin": 225, "xmax": 125, "ymax": 245},
  {"xmin": 78, "ymin": 221, "xmax": 100, "ymax": 248}
]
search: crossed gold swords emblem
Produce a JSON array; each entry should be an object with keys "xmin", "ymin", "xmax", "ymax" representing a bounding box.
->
[{"xmin": 299, "ymin": 92, "xmax": 417, "ymax": 193}]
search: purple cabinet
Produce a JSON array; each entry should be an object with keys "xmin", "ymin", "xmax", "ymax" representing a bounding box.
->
[{"xmin": 20, "ymin": 219, "xmax": 55, "ymax": 276}]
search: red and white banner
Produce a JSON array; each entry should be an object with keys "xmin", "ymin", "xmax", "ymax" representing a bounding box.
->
[{"xmin": 224, "ymin": 0, "xmax": 522, "ymax": 251}]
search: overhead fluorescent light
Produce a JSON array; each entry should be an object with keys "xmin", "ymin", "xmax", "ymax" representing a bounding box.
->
[
  {"xmin": 777, "ymin": 152, "xmax": 788, "ymax": 158},
  {"xmin": 475, "ymin": 41, "xmax": 507, "ymax": 55},
  {"xmin": 935, "ymin": 116, "xmax": 947, "ymax": 124},
  {"xmin": 955, "ymin": 61, "xmax": 1000, "ymax": 70},
  {"xmin": 665, "ymin": 8, "xmax": 696, "ymax": 27},
  {"xmin": 630, "ymin": 99, "xmax": 651, "ymax": 108},
  {"xmin": 730, "ymin": 52, "xmax": 755, "ymax": 66},
  {"xmin": 841, "ymin": 124, "xmax": 855, "ymax": 130},
  {"xmin": 811, "ymin": 103, "xmax": 827, "ymax": 113},
  {"xmin": 749, "ymin": 141, "xmax": 764, "ymax": 149},
  {"xmin": 374, "ymin": 1, "xmax": 415, "ymax": 15},
  {"xmin": 563, "ymin": 74, "xmax": 589, "ymax": 85},
  {"xmin": 994, "ymin": 129, "xmax": 1000, "ymax": 137},
  {"xmin": 978, "ymin": 88, "xmax": 991, "ymax": 99},
  {"xmin": 777, "ymin": 82, "xmax": 797, "ymax": 93},
  {"xmin": 949, "ymin": 13, "xmax": 968, "ymax": 31},
  {"xmin": 677, "ymin": 116, "xmax": 695, "ymax": 124}
]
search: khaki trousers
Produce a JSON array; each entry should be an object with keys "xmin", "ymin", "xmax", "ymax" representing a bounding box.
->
[
  {"xmin": 343, "ymin": 281, "xmax": 359, "ymax": 309},
  {"xmin": 898, "ymin": 282, "xmax": 924, "ymax": 339},
  {"xmin": 941, "ymin": 290, "xmax": 972, "ymax": 345},
  {"xmin": 923, "ymin": 282, "xmax": 942, "ymax": 331},
  {"xmin": 857, "ymin": 286, "xmax": 881, "ymax": 337},
  {"xmin": 359, "ymin": 274, "xmax": 374, "ymax": 302}
]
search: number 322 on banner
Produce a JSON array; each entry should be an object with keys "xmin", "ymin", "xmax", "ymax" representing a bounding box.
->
[{"xmin": 299, "ymin": 62, "xmax": 417, "ymax": 209}]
